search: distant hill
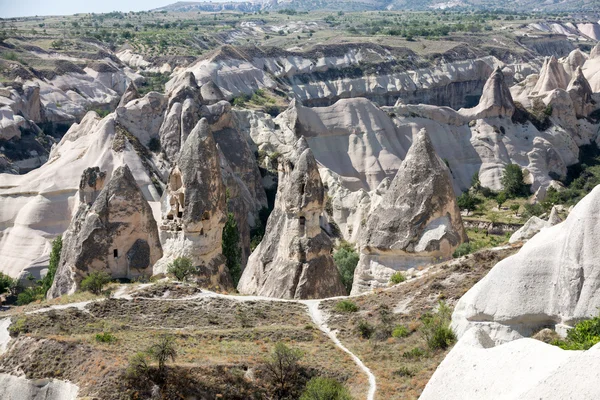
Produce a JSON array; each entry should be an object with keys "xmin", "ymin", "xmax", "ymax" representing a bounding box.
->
[{"xmin": 155, "ymin": 0, "xmax": 600, "ymax": 12}]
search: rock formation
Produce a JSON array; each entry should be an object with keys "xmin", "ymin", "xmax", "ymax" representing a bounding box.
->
[
  {"xmin": 531, "ymin": 56, "xmax": 570, "ymax": 95},
  {"xmin": 351, "ymin": 128, "xmax": 467, "ymax": 294},
  {"xmin": 453, "ymin": 185, "xmax": 600, "ymax": 344},
  {"xmin": 567, "ymin": 67, "xmax": 594, "ymax": 117},
  {"xmin": 49, "ymin": 165, "xmax": 162, "ymax": 298},
  {"xmin": 117, "ymin": 82, "xmax": 140, "ymax": 108},
  {"xmin": 237, "ymin": 137, "xmax": 346, "ymax": 299},
  {"xmin": 154, "ymin": 118, "xmax": 233, "ymax": 290},
  {"xmin": 420, "ymin": 327, "xmax": 600, "ymax": 400},
  {"xmin": 458, "ymin": 66, "xmax": 515, "ymax": 119}
]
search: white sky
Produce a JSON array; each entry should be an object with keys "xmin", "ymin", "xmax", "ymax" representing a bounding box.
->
[{"xmin": 0, "ymin": 0, "xmax": 182, "ymax": 18}]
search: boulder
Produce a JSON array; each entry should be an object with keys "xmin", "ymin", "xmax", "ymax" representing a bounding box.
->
[
  {"xmin": 154, "ymin": 118, "xmax": 233, "ymax": 290},
  {"xmin": 453, "ymin": 185, "xmax": 600, "ymax": 343},
  {"xmin": 351, "ymin": 128, "xmax": 467, "ymax": 294},
  {"xmin": 419, "ymin": 327, "xmax": 600, "ymax": 400},
  {"xmin": 237, "ymin": 137, "xmax": 346, "ymax": 299},
  {"xmin": 508, "ymin": 216, "xmax": 550, "ymax": 243},
  {"xmin": 48, "ymin": 165, "xmax": 162, "ymax": 298},
  {"xmin": 200, "ymin": 81, "xmax": 226, "ymax": 105}
]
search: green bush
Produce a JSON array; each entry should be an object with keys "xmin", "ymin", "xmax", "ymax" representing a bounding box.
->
[
  {"xmin": 335, "ymin": 300, "xmax": 358, "ymax": 313},
  {"xmin": 501, "ymin": 164, "xmax": 527, "ymax": 198},
  {"xmin": 452, "ymin": 242, "xmax": 473, "ymax": 258},
  {"xmin": 420, "ymin": 301, "xmax": 456, "ymax": 350},
  {"xmin": 81, "ymin": 271, "xmax": 111, "ymax": 295},
  {"xmin": 147, "ymin": 137, "xmax": 161, "ymax": 153},
  {"xmin": 357, "ymin": 320, "xmax": 374, "ymax": 339},
  {"xmin": 402, "ymin": 347, "xmax": 426, "ymax": 359},
  {"xmin": 457, "ymin": 191, "xmax": 481, "ymax": 212},
  {"xmin": 0, "ymin": 273, "xmax": 16, "ymax": 296},
  {"xmin": 392, "ymin": 325, "xmax": 410, "ymax": 338},
  {"xmin": 552, "ymin": 315, "xmax": 600, "ymax": 350},
  {"xmin": 95, "ymin": 332, "xmax": 117, "ymax": 343},
  {"xmin": 166, "ymin": 257, "xmax": 196, "ymax": 282},
  {"xmin": 300, "ymin": 377, "xmax": 352, "ymax": 400},
  {"xmin": 389, "ymin": 271, "xmax": 406, "ymax": 285},
  {"xmin": 333, "ymin": 241, "xmax": 359, "ymax": 294},
  {"xmin": 264, "ymin": 342, "xmax": 303, "ymax": 399},
  {"xmin": 222, "ymin": 213, "xmax": 241, "ymax": 286}
]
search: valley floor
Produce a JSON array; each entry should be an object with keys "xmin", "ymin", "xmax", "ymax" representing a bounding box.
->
[{"xmin": 0, "ymin": 244, "xmax": 519, "ymax": 399}]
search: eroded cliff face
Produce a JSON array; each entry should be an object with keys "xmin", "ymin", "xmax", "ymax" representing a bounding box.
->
[
  {"xmin": 237, "ymin": 138, "xmax": 346, "ymax": 299},
  {"xmin": 351, "ymin": 129, "xmax": 467, "ymax": 295},
  {"xmin": 178, "ymin": 44, "xmax": 536, "ymax": 110},
  {"xmin": 49, "ymin": 165, "xmax": 162, "ymax": 298},
  {"xmin": 154, "ymin": 118, "xmax": 233, "ymax": 290}
]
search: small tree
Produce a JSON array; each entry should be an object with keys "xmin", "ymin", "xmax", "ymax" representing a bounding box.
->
[
  {"xmin": 81, "ymin": 271, "xmax": 111, "ymax": 295},
  {"xmin": 42, "ymin": 236, "xmax": 62, "ymax": 294},
  {"xmin": 300, "ymin": 377, "xmax": 352, "ymax": 400},
  {"xmin": 264, "ymin": 342, "xmax": 303, "ymax": 399},
  {"xmin": 333, "ymin": 241, "xmax": 359, "ymax": 294},
  {"xmin": 166, "ymin": 257, "xmax": 195, "ymax": 282},
  {"xmin": 456, "ymin": 191, "xmax": 480, "ymax": 213},
  {"xmin": 420, "ymin": 301, "xmax": 456, "ymax": 350},
  {"xmin": 0, "ymin": 273, "xmax": 16, "ymax": 296},
  {"xmin": 222, "ymin": 213, "xmax": 241, "ymax": 285},
  {"xmin": 496, "ymin": 191, "xmax": 507, "ymax": 208},
  {"xmin": 149, "ymin": 335, "xmax": 177, "ymax": 378},
  {"xmin": 501, "ymin": 164, "xmax": 526, "ymax": 198}
]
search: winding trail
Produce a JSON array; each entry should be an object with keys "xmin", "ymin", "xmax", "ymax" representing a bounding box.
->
[
  {"xmin": 303, "ymin": 300, "xmax": 377, "ymax": 400},
  {"xmin": 2, "ymin": 286, "xmax": 378, "ymax": 399}
]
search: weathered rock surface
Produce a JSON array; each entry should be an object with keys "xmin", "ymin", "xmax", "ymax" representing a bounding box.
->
[
  {"xmin": 49, "ymin": 165, "xmax": 161, "ymax": 298},
  {"xmin": 154, "ymin": 118, "xmax": 233, "ymax": 290},
  {"xmin": 0, "ymin": 112, "xmax": 164, "ymax": 279},
  {"xmin": 0, "ymin": 373, "xmax": 79, "ymax": 400},
  {"xmin": 453, "ymin": 185, "xmax": 600, "ymax": 343},
  {"xmin": 420, "ymin": 327, "xmax": 600, "ymax": 400},
  {"xmin": 237, "ymin": 138, "xmax": 345, "ymax": 299},
  {"xmin": 567, "ymin": 67, "xmax": 594, "ymax": 117},
  {"xmin": 458, "ymin": 66, "xmax": 515, "ymax": 119},
  {"xmin": 351, "ymin": 128, "xmax": 467, "ymax": 294}
]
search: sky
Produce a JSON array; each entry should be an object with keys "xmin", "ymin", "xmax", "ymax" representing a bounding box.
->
[{"xmin": 0, "ymin": 0, "xmax": 180, "ymax": 18}]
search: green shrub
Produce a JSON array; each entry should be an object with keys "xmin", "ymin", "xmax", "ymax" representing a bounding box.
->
[
  {"xmin": 333, "ymin": 241, "xmax": 359, "ymax": 294},
  {"xmin": 452, "ymin": 242, "xmax": 472, "ymax": 258},
  {"xmin": 95, "ymin": 332, "xmax": 117, "ymax": 343},
  {"xmin": 392, "ymin": 325, "xmax": 410, "ymax": 338},
  {"xmin": 300, "ymin": 377, "xmax": 352, "ymax": 400},
  {"xmin": 393, "ymin": 366, "xmax": 416, "ymax": 377},
  {"xmin": 552, "ymin": 315, "xmax": 600, "ymax": 350},
  {"xmin": 16, "ymin": 289, "xmax": 39, "ymax": 306},
  {"xmin": 357, "ymin": 320, "xmax": 374, "ymax": 339},
  {"xmin": 81, "ymin": 271, "xmax": 111, "ymax": 295},
  {"xmin": 222, "ymin": 213, "xmax": 241, "ymax": 286},
  {"xmin": 264, "ymin": 342, "xmax": 303, "ymax": 399},
  {"xmin": 389, "ymin": 271, "xmax": 406, "ymax": 285},
  {"xmin": 420, "ymin": 301, "xmax": 456, "ymax": 350},
  {"xmin": 402, "ymin": 347, "xmax": 426, "ymax": 359},
  {"xmin": 166, "ymin": 257, "xmax": 196, "ymax": 282},
  {"xmin": 457, "ymin": 191, "xmax": 481, "ymax": 212},
  {"xmin": 0, "ymin": 273, "xmax": 16, "ymax": 296},
  {"xmin": 501, "ymin": 164, "xmax": 527, "ymax": 198},
  {"xmin": 147, "ymin": 137, "xmax": 161, "ymax": 153},
  {"xmin": 335, "ymin": 300, "xmax": 358, "ymax": 313},
  {"xmin": 522, "ymin": 202, "xmax": 546, "ymax": 219}
]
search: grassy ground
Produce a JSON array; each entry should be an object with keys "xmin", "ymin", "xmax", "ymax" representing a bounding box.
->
[
  {"xmin": 321, "ymin": 245, "xmax": 520, "ymax": 399},
  {"xmin": 1, "ymin": 284, "xmax": 365, "ymax": 399}
]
